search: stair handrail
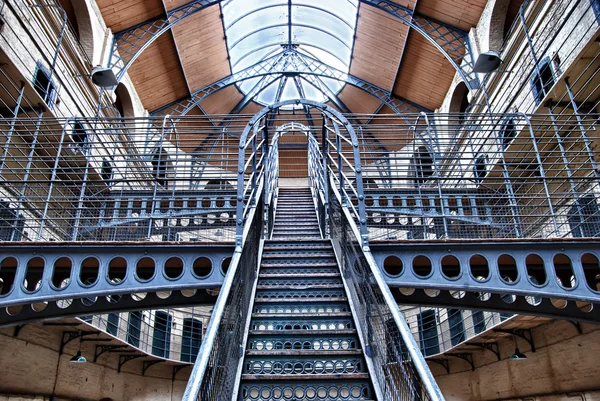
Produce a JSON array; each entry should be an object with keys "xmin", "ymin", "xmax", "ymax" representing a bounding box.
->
[{"xmin": 326, "ymin": 178, "xmax": 446, "ymax": 401}]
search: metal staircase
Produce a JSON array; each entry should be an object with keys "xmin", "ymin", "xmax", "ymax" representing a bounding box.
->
[{"xmin": 239, "ymin": 187, "xmax": 375, "ymax": 401}]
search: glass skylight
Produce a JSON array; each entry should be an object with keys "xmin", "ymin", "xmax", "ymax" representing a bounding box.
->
[{"xmin": 222, "ymin": 0, "xmax": 359, "ymax": 107}]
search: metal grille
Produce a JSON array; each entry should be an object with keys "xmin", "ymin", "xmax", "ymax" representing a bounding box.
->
[
  {"xmin": 183, "ymin": 195, "xmax": 262, "ymax": 400},
  {"xmin": 349, "ymin": 113, "xmax": 600, "ymax": 241},
  {"xmin": 0, "ymin": 116, "xmax": 251, "ymax": 242},
  {"xmin": 329, "ymin": 193, "xmax": 442, "ymax": 401}
]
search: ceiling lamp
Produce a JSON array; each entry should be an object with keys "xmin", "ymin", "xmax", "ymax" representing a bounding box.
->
[
  {"xmin": 509, "ymin": 347, "xmax": 527, "ymax": 360},
  {"xmin": 91, "ymin": 66, "xmax": 118, "ymax": 88},
  {"xmin": 69, "ymin": 350, "xmax": 87, "ymax": 363},
  {"xmin": 473, "ymin": 51, "xmax": 503, "ymax": 73}
]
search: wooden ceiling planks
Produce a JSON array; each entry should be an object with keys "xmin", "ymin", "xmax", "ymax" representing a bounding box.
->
[
  {"xmin": 199, "ymin": 85, "xmax": 243, "ymax": 115},
  {"xmin": 415, "ymin": 0, "xmax": 487, "ymax": 32},
  {"xmin": 127, "ymin": 33, "xmax": 189, "ymax": 112},
  {"xmin": 97, "ymin": 0, "xmax": 164, "ymax": 33},
  {"xmin": 350, "ymin": 5, "xmax": 410, "ymax": 91},
  {"xmin": 392, "ymin": 33, "xmax": 455, "ymax": 111},
  {"xmin": 171, "ymin": 6, "xmax": 231, "ymax": 93},
  {"xmin": 338, "ymin": 85, "xmax": 382, "ymax": 115}
]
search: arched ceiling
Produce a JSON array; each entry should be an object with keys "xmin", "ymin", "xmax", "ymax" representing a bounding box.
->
[{"xmin": 97, "ymin": 0, "xmax": 491, "ymax": 117}]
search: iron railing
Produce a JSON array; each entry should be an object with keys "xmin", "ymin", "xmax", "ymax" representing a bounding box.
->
[
  {"xmin": 0, "ymin": 116, "xmax": 253, "ymax": 242},
  {"xmin": 346, "ymin": 113, "xmax": 600, "ymax": 242},
  {"xmin": 327, "ymin": 186, "xmax": 444, "ymax": 401},
  {"xmin": 182, "ymin": 193, "xmax": 262, "ymax": 400}
]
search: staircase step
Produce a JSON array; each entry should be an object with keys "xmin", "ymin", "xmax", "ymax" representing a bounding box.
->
[
  {"xmin": 259, "ymin": 272, "xmax": 340, "ymax": 278},
  {"xmin": 245, "ymin": 349, "xmax": 362, "ymax": 356},
  {"xmin": 253, "ymin": 297, "xmax": 348, "ymax": 303},
  {"xmin": 251, "ymin": 312, "xmax": 351, "ymax": 318},
  {"xmin": 241, "ymin": 373, "xmax": 370, "ymax": 381},
  {"xmin": 249, "ymin": 329, "xmax": 357, "ymax": 336}
]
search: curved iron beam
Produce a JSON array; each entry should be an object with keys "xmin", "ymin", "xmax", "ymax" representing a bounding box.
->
[
  {"xmin": 151, "ymin": 50, "xmax": 430, "ymax": 117},
  {"xmin": 109, "ymin": 0, "xmax": 478, "ymax": 88}
]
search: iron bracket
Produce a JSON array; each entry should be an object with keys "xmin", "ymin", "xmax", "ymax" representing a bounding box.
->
[
  {"xmin": 494, "ymin": 328, "xmax": 536, "ymax": 352},
  {"xmin": 142, "ymin": 360, "xmax": 165, "ymax": 376},
  {"xmin": 118, "ymin": 354, "xmax": 145, "ymax": 373},
  {"xmin": 94, "ymin": 344, "xmax": 128, "ymax": 362},
  {"xmin": 428, "ymin": 358, "xmax": 449, "ymax": 374},
  {"xmin": 59, "ymin": 330, "xmax": 98, "ymax": 355},
  {"xmin": 173, "ymin": 364, "xmax": 190, "ymax": 380},
  {"xmin": 468, "ymin": 342, "xmax": 500, "ymax": 360},
  {"xmin": 446, "ymin": 352, "xmax": 475, "ymax": 371}
]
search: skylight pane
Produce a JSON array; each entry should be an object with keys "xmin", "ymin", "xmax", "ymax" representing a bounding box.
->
[{"xmin": 222, "ymin": 0, "xmax": 358, "ymax": 107}]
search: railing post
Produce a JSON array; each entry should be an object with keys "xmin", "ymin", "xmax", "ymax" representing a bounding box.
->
[
  {"xmin": 37, "ymin": 119, "xmax": 70, "ymax": 240},
  {"xmin": 321, "ymin": 115, "xmax": 330, "ymax": 237},
  {"xmin": 521, "ymin": 113, "xmax": 560, "ymax": 236},
  {"xmin": 423, "ymin": 113, "xmax": 449, "ymax": 239}
]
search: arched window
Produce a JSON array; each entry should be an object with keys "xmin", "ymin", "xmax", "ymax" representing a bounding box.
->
[
  {"xmin": 126, "ymin": 311, "xmax": 142, "ymax": 347},
  {"xmin": 474, "ymin": 154, "xmax": 488, "ymax": 182},
  {"xmin": 530, "ymin": 57, "xmax": 555, "ymax": 105},
  {"xmin": 449, "ymin": 82, "xmax": 470, "ymax": 126},
  {"xmin": 114, "ymin": 83, "xmax": 135, "ymax": 118},
  {"xmin": 501, "ymin": 118, "xmax": 516, "ymax": 147},
  {"xmin": 57, "ymin": 0, "xmax": 95, "ymax": 61},
  {"xmin": 151, "ymin": 150, "xmax": 171, "ymax": 187},
  {"xmin": 410, "ymin": 146, "xmax": 433, "ymax": 185}
]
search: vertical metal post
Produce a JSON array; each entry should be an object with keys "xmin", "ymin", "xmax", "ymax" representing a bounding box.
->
[
  {"xmin": 423, "ymin": 113, "xmax": 449, "ymax": 238},
  {"xmin": 38, "ymin": 119, "xmax": 70, "ymax": 240},
  {"xmin": 492, "ymin": 117, "xmax": 522, "ymax": 237},
  {"xmin": 12, "ymin": 111, "xmax": 43, "ymax": 241},
  {"xmin": 521, "ymin": 113, "xmax": 560, "ymax": 236},
  {"xmin": 321, "ymin": 116, "xmax": 330, "ymax": 237},
  {"xmin": 548, "ymin": 110, "xmax": 583, "ymax": 236},
  {"xmin": 0, "ymin": 81, "xmax": 25, "ymax": 175},
  {"xmin": 146, "ymin": 116, "xmax": 169, "ymax": 240},
  {"xmin": 564, "ymin": 77, "xmax": 600, "ymax": 179},
  {"xmin": 71, "ymin": 121, "xmax": 94, "ymax": 241},
  {"xmin": 334, "ymin": 120, "xmax": 345, "ymax": 205},
  {"xmin": 250, "ymin": 121, "xmax": 258, "ymax": 206}
]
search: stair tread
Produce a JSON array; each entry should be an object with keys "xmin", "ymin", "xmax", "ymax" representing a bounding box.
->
[
  {"xmin": 256, "ymin": 284, "xmax": 343, "ymax": 290},
  {"xmin": 253, "ymin": 298, "xmax": 348, "ymax": 303},
  {"xmin": 252, "ymin": 312, "xmax": 351, "ymax": 318},
  {"xmin": 245, "ymin": 349, "xmax": 362, "ymax": 356},
  {"xmin": 241, "ymin": 373, "xmax": 370, "ymax": 381},
  {"xmin": 250, "ymin": 329, "xmax": 357, "ymax": 336}
]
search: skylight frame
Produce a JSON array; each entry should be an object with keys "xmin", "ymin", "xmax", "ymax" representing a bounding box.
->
[{"xmin": 221, "ymin": 0, "xmax": 359, "ymax": 107}]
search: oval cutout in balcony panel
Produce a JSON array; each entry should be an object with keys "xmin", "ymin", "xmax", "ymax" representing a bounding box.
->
[
  {"xmin": 24, "ymin": 257, "xmax": 44, "ymax": 292},
  {"xmin": 441, "ymin": 255, "xmax": 461, "ymax": 279},
  {"xmin": 52, "ymin": 257, "xmax": 72, "ymax": 289},
  {"xmin": 553, "ymin": 253, "xmax": 575, "ymax": 289},
  {"xmin": 136, "ymin": 257, "xmax": 155, "ymax": 281},
  {"xmin": 80, "ymin": 257, "xmax": 99, "ymax": 287},
  {"xmin": 193, "ymin": 257, "xmax": 212, "ymax": 278},
  {"xmin": 412, "ymin": 255, "xmax": 432, "ymax": 278},
  {"xmin": 222, "ymin": 257, "xmax": 232, "ymax": 276},
  {"xmin": 581, "ymin": 253, "xmax": 600, "ymax": 292},
  {"xmin": 470, "ymin": 254, "xmax": 489, "ymax": 281},
  {"xmin": 0, "ymin": 257, "xmax": 18, "ymax": 295},
  {"xmin": 108, "ymin": 257, "xmax": 127, "ymax": 284},
  {"xmin": 164, "ymin": 257, "xmax": 184, "ymax": 279},
  {"xmin": 383, "ymin": 256, "xmax": 403, "ymax": 277},
  {"xmin": 498, "ymin": 254, "xmax": 518, "ymax": 283},
  {"xmin": 525, "ymin": 254, "xmax": 546, "ymax": 286}
]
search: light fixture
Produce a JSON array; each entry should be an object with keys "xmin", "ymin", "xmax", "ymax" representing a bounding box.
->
[
  {"xmin": 70, "ymin": 350, "xmax": 87, "ymax": 363},
  {"xmin": 473, "ymin": 51, "xmax": 503, "ymax": 73},
  {"xmin": 69, "ymin": 334, "xmax": 87, "ymax": 363},
  {"xmin": 91, "ymin": 66, "xmax": 118, "ymax": 88},
  {"xmin": 510, "ymin": 347, "xmax": 527, "ymax": 360}
]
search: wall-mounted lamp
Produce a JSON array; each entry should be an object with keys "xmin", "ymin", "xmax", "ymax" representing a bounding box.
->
[
  {"xmin": 69, "ymin": 333, "xmax": 87, "ymax": 363},
  {"xmin": 69, "ymin": 350, "xmax": 87, "ymax": 363},
  {"xmin": 509, "ymin": 347, "xmax": 527, "ymax": 360},
  {"xmin": 473, "ymin": 51, "xmax": 503, "ymax": 73},
  {"xmin": 91, "ymin": 66, "xmax": 118, "ymax": 88}
]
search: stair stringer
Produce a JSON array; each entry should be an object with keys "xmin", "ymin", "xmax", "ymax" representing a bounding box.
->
[{"xmin": 330, "ymin": 239, "xmax": 385, "ymax": 401}]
